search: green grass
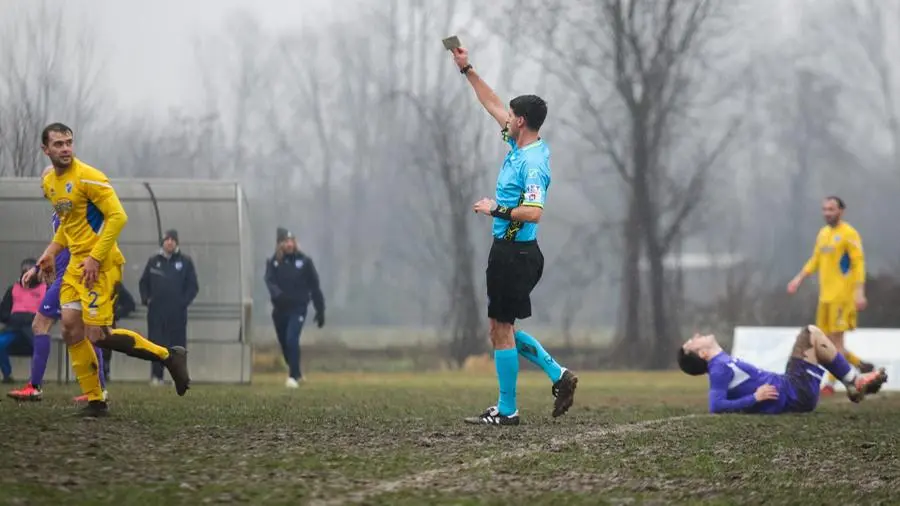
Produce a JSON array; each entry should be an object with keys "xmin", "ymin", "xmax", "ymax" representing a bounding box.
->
[{"xmin": 1, "ymin": 372, "xmax": 898, "ymax": 505}]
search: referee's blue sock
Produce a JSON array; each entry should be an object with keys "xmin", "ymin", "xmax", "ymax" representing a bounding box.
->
[
  {"xmin": 515, "ymin": 330, "xmax": 564, "ymax": 383},
  {"xmin": 495, "ymin": 348, "xmax": 519, "ymax": 416}
]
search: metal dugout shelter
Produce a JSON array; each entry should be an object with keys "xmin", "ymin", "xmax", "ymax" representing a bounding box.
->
[{"xmin": 0, "ymin": 178, "xmax": 254, "ymax": 384}]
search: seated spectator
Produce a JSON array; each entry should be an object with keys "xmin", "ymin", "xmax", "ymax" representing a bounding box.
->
[{"xmin": 0, "ymin": 259, "xmax": 48, "ymax": 384}]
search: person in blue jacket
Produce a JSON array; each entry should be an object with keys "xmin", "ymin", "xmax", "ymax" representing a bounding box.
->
[{"xmin": 265, "ymin": 227, "xmax": 325, "ymax": 387}]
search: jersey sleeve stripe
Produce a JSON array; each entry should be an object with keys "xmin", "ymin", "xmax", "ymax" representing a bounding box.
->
[
  {"xmin": 86, "ymin": 201, "xmax": 106, "ymax": 234},
  {"xmin": 521, "ymin": 202, "xmax": 544, "ymax": 208},
  {"xmin": 80, "ymin": 179, "xmax": 112, "ymax": 188}
]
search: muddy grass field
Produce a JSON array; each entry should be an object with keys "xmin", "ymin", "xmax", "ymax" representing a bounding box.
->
[{"xmin": 1, "ymin": 371, "xmax": 897, "ymax": 505}]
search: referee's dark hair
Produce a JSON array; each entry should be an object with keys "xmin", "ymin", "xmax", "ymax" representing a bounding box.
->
[
  {"xmin": 509, "ymin": 95, "xmax": 548, "ymax": 131},
  {"xmin": 825, "ymin": 195, "xmax": 845, "ymax": 210}
]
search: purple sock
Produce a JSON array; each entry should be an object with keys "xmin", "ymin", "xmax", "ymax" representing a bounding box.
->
[
  {"xmin": 93, "ymin": 344, "xmax": 106, "ymax": 389},
  {"xmin": 30, "ymin": 334, "xmax": 51, "ymax": 388},
  {"xmin": 825, "ymin": 353, "xmax": 854, "ymax": 384}
]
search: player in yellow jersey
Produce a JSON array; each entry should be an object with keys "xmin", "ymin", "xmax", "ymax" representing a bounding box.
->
[
  {"xmin": 787, "ymin": 196, "xmax": 875, "ymax": 396},
  {"xmin": 28, "ymin": 123, "xmax": 191, "ymax": 417}
]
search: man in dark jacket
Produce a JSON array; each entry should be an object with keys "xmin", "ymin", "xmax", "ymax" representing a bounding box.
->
[
  {"xmin": 139, "ymin": 229, "xmax": 199, "ymax": 385},
  {"xmin": 265, "ymin": 227, "xmax": 325, "ymax": 387}
]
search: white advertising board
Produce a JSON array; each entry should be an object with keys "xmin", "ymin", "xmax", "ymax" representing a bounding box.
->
[{"xmin": 731, "ymin": 327, "xmax": 900, "ymax": 392}]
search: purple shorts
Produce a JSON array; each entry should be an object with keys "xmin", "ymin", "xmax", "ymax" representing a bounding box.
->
[
  {"xmin": 778, "ymin": 358, "xmax": 824, "ymax": 413},
  {"xmin": 38, "ymin": 249, "xmax": 69, "ymax": 320}
]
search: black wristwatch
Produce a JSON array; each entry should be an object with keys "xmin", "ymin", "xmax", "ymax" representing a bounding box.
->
[{"xmin": 460, "ymin": 64, "xmax": 473, "ymax": 75}]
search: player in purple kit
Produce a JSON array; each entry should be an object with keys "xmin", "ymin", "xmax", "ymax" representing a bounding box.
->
[
  {"xmin": 678, "ymin": 325, "xmax": 887, "ymax": 414},
  {"xmin": 7, "ymin": 171, "xmax": 107, "ymax": 402}
]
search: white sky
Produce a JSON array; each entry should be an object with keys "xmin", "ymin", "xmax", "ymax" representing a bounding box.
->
[
  {"xmin": 3, "ymin": 0, "xmax": 798, "ymax": 114},
  {"xmin": 5, "ymin": 0, "xmax": 339, "ymax": 113}
]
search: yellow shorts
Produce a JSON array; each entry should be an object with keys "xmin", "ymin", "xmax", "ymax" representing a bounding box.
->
[
  {"xmin": 815, "ymin": 300, "xmax": 856, "ymax": 335},
  {"xmin": 59, "ymin": 258, "xmax": 123, "ymax": 327}
]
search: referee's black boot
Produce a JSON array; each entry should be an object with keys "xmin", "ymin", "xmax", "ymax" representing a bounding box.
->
[
  {"xmin": 552, "ymin": 369, "xmax": 578, "ymax": 418},
  {"xmin": 464, "ymin": 406, "xmax": 520, "ymax": 426}
]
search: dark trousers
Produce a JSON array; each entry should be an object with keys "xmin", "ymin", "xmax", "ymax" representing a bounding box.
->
[
  {"xmin": 102, "ymin": 348, "xmax": 113, "ymax": 381},
  {"xmin": 148, "ymin": 307, "xmax": 188, "ymax": 380},
  {"xmin": 272, "ymin": 309, "xmax": 305, "ymax": 379}
]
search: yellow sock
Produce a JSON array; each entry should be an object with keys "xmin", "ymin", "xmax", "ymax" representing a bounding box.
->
[
  {"xmin": 105, "ymin": 328, "xmax": 170, "ymax": 361},
  {"xmin": 68, "ymin": 339, "xmax": 104, "ymax": 402},
  {"xmin": 844, "ymin": 350, "xmax": 862, "ymax": 367}
]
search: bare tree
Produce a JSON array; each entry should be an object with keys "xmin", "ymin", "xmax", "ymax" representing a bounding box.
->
[
  {"xmin": 372, "ymin": 0, "xmax": 493, "ymax": 365},
  {"xmin": 278, "ymin": 35, "xmax": 343, "ymax": 296},
  {"xmin": 517, "ymin": 0, "xmax": 740, "ymax": 368},
  {"xmin": 551, "ymin": 228, "xmax": 607, "ymax": 349},
  {"xmin": 807, "ymin": 0, "xmax": 900, "ymax": 173},
  {"xmin": 0, "ymin": 2, "xmax": 105, "ymax": 177}
]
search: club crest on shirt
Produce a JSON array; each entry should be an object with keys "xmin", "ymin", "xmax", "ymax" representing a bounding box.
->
[
  {"xmin": 295, "ymin": 259, "xmax": 304, "ymax": 269},
  {"xmin": 65, "ymin": 182, "xmax": 73, "ymax": 193},
  {"xmin": 175, "ymin": 261, "xmax": 183, "ymax": 271},
  {"xmin": 53, "ymin": 199, "xmax": 73, "ymax": 216},
  {"xmin": 833, "ymin": 235, "xmax": 840, "ymax": 242}
]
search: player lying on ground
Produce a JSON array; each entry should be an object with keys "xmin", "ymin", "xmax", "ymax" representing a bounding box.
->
[
  {"xmin": 678, "ymin": 325, "xmax": 887, "ymax": 414},
  {"xmin": 8, "ymin": 207, "xmax": 108, "ymax": 403},
  {"xmin": 28, "ymin": 123, "xmax": 190, "ymax": 417}
]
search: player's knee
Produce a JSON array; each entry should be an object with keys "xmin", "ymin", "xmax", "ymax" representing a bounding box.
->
[
  {"xmin": 85, "ymin": 326, "xmax": 106, "ymax": 343},
  {"xmin": 32, "ymin": 314, "xmax": 52, "ymax": 335},
  {"xmin": 808, "ymin": 325, "xmax": 839, "ymax": 361},
  {"xmin": 829, "ymin": 332, "xmax": 845, "ymax": 350},
  {"xmin": 60, "ymin": 323, "xmax": 80, "ymax": 344},
  {"xmin": 807, "ymin": 325, "xmax": 829, "ymax": 347},
  {"xmin": 489, "ymin": 320, "xmax": 515, "ymax": 349}
]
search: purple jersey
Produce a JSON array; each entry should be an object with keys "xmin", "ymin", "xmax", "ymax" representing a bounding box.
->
[
  {"xmin": 707, "ymin": 352, "xmax": 821, "ymax": 415},
  {"xmin": 39, "ymin": 212, "xmax": 69, "ymax": 319}
]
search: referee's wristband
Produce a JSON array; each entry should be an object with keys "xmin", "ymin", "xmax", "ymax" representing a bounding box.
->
[{"xmin": 490, "ymin": 205, "xmax": 513, "ymax": 220}]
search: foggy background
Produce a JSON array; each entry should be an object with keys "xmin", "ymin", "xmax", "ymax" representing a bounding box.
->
[{"xmin": 3, "ymin": 0, "xmax": 900, "ymax": 370}]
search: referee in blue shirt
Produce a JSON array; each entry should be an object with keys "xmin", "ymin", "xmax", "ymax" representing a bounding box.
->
[{"xmin": 452, "ymin": 45, "xmax": 578, "ymax": 426}]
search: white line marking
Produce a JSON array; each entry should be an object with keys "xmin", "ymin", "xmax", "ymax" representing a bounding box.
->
[{"xmin": 310, "ymin": 414, "xmax": 701, "ymax": 506}]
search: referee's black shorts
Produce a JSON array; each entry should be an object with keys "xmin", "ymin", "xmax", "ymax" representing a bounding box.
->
[{"xmin": 486, "ymin": 238, "xmax": 544, "ymax": 324}]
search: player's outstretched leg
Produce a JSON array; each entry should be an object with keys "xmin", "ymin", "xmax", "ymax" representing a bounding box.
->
[
  {"xmin": 806, "ymin": 326, "xmax": 887, "ymax": 403},
  {"xmin": 96, "ymin": 328, "xmax": 191, "ymax": 396},
  {"xmin": 514, "ymin": 329, "xmax": 578, "ymax": 417}
]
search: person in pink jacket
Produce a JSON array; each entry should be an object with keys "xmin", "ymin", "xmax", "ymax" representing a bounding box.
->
[{"xmin": 0, "ymin": 259, "xmax": 47, "ymax": 384}]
